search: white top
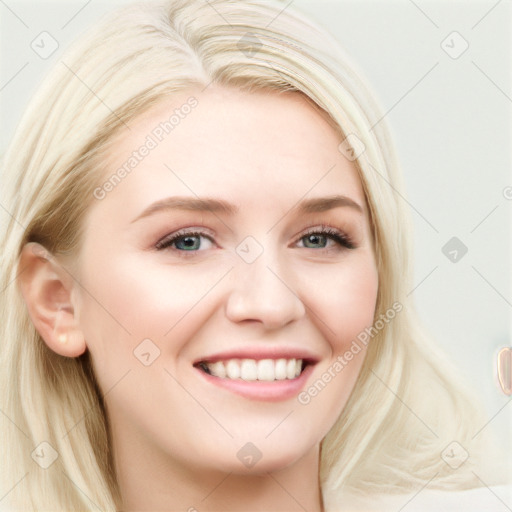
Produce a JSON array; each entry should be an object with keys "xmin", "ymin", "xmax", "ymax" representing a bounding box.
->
[{"xmin": 327, "ymin": 485, "xmax": 512, "ymax": 511}]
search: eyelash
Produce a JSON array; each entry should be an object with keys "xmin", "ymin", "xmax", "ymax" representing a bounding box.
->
[
  {"xmin": 299, "ymin": 226, "xmax": 356, "ymax": 250},
  {"xmin": 154, "ymin": 225, "xmax": 356, "ymax": 253}
]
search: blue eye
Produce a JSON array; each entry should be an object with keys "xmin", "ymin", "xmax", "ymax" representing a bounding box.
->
[
  {"xmin": 174, "ymin": 235, "xmax": 201, "ymax": 251},
  {"xmin": 302, "ymin": 233, "xmax": 329, "ymax": 249},
  {"xmin": 155, "ymin": 231, "xmax": 213, "ymax": 251},
  {"xmin": 155, "ymin": 226, "xmax": 356, "ymax": 254},
  {"xmin": 298, "ymin": 227, "xmax": 355, "ymax": 250}
]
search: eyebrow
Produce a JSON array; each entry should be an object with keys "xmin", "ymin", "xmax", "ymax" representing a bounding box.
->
[
  {"xmin": 130, "ymin": 194, "xmax": 363, "ymax": 224},
  {"xmin": 131, "ymin": 197, "xmax": 237, "ymax": 223}
]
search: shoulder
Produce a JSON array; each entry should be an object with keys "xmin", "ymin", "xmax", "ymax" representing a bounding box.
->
[
  {"xmin": 326, "ymin": 485, "xmax": 512, "ymax": 512},
  {"xmin": 401, "ymin": 485, "xmax": 512, "ymax": 511}
]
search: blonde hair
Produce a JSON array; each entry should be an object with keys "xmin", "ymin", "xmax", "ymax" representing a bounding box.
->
[{"xmin": 0, "ymin": 0, "xmax": 490, "ymax": 510}]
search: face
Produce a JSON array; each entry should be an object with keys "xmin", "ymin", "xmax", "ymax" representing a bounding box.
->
[{"xmin": 72, "ymin": 85, "xmax": 378, "ymax": 476}]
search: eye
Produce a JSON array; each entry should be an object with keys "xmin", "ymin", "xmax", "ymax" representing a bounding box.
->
[
  {"xmin": 155, "ymin": 229, "xmax": 214, "ymax": 252},
  {"xmin": 296, "ymin": 226, "xmax": 356, "ymax": 250}
]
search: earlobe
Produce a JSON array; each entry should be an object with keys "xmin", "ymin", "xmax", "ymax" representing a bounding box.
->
[{"xmin": 17, "ymin": 242, "xmax": 87, "ymax": 358}]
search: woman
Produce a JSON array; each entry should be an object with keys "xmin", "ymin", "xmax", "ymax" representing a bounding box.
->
[{"xmin": 0, "ymin": 0, "xmax": 503, "ymax": 510}]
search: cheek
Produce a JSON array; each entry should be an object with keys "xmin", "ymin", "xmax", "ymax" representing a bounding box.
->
[
  {"xmin": 293, "ymin": 255, "xmax": 378, "ymax": 432},
  {"xmin": 300, "ymin": 254, "xmax": 379, "ymax": 351},
  {"xmin": 76, "ymin": 251, "xmax": 230, "ymax": 366}
]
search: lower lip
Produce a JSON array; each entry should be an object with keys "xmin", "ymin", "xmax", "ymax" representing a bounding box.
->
[{"xmin": 195, "ymin": 364, "xmax": 315, "ymax": 402}]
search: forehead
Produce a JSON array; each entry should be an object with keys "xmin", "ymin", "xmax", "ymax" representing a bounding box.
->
[{"xmin": 93, "ymin": 85, "xmax": 366, "ymax": 219}]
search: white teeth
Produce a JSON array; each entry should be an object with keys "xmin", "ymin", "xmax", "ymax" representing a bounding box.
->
[
  {"xmin": 257, "ymin": 359, "xmax": 274, "ymax": 381},
  {"xmin": 295, "ymin": 359, "xmax": 302, "ymax": 377},
  {"xmin": 240, "ymin": 359, "xmax": 258, "ymax": 381},
  {"xmin": 275, "ymin": 358, "xmax": 287, "ymax": 380},
  {"xmin": 286, "ymin": 359, "xmax": 296, "ymax": 379},
  {"xmin": 209, "ymin": 361, "xmax": 226, "ymax": 378},
  {"xmin": 226, "ymin": 360, "xmax": 240, "ymax": 379},
  {"xmin": 201, "ymin": 358, "xmax": 304, "ymax": 381}
]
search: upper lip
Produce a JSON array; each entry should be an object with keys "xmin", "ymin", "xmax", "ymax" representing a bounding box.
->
[{"xmin": 194, "ymin": 346, "xmax": 320, "ymax": 365}]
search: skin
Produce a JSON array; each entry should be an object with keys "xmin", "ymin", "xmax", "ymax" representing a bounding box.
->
[{"xmin": 19, "ymin": 85, "xmax": 379, "ymax": 511}]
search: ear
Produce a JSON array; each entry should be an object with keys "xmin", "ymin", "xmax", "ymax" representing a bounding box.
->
[{"xmin": 17, "ymin": 242, "xmax": 87, "ymax": 358}]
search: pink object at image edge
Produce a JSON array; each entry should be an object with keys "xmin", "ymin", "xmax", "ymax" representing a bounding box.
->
[{"xmin": 497, "ymin": 347, "xmax": 512, "ymax": 395}]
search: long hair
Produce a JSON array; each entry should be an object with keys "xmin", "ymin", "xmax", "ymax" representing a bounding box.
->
[{"xmin": 0, "ymin": 1, "xmax": 489, "ymax": 509}]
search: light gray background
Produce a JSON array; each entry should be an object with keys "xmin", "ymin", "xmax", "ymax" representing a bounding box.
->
[{"xmin": 1, "ymin": 0, "xmax": 511, "ymax": 478}]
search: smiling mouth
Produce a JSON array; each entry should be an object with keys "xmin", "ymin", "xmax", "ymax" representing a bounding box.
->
[{"xmin": 195, "ymin": 358, "xmax": 309, "ymax": 382}]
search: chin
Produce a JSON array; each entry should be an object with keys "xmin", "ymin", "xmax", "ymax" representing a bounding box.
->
[{"xmin": 209, "ymin": 440, "xmax": 317, "ymax": 476}]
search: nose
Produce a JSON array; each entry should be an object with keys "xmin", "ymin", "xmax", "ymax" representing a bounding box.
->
[{"xmin": 225, "ymin": 252, "xmax": 306, "ymax": 330}]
